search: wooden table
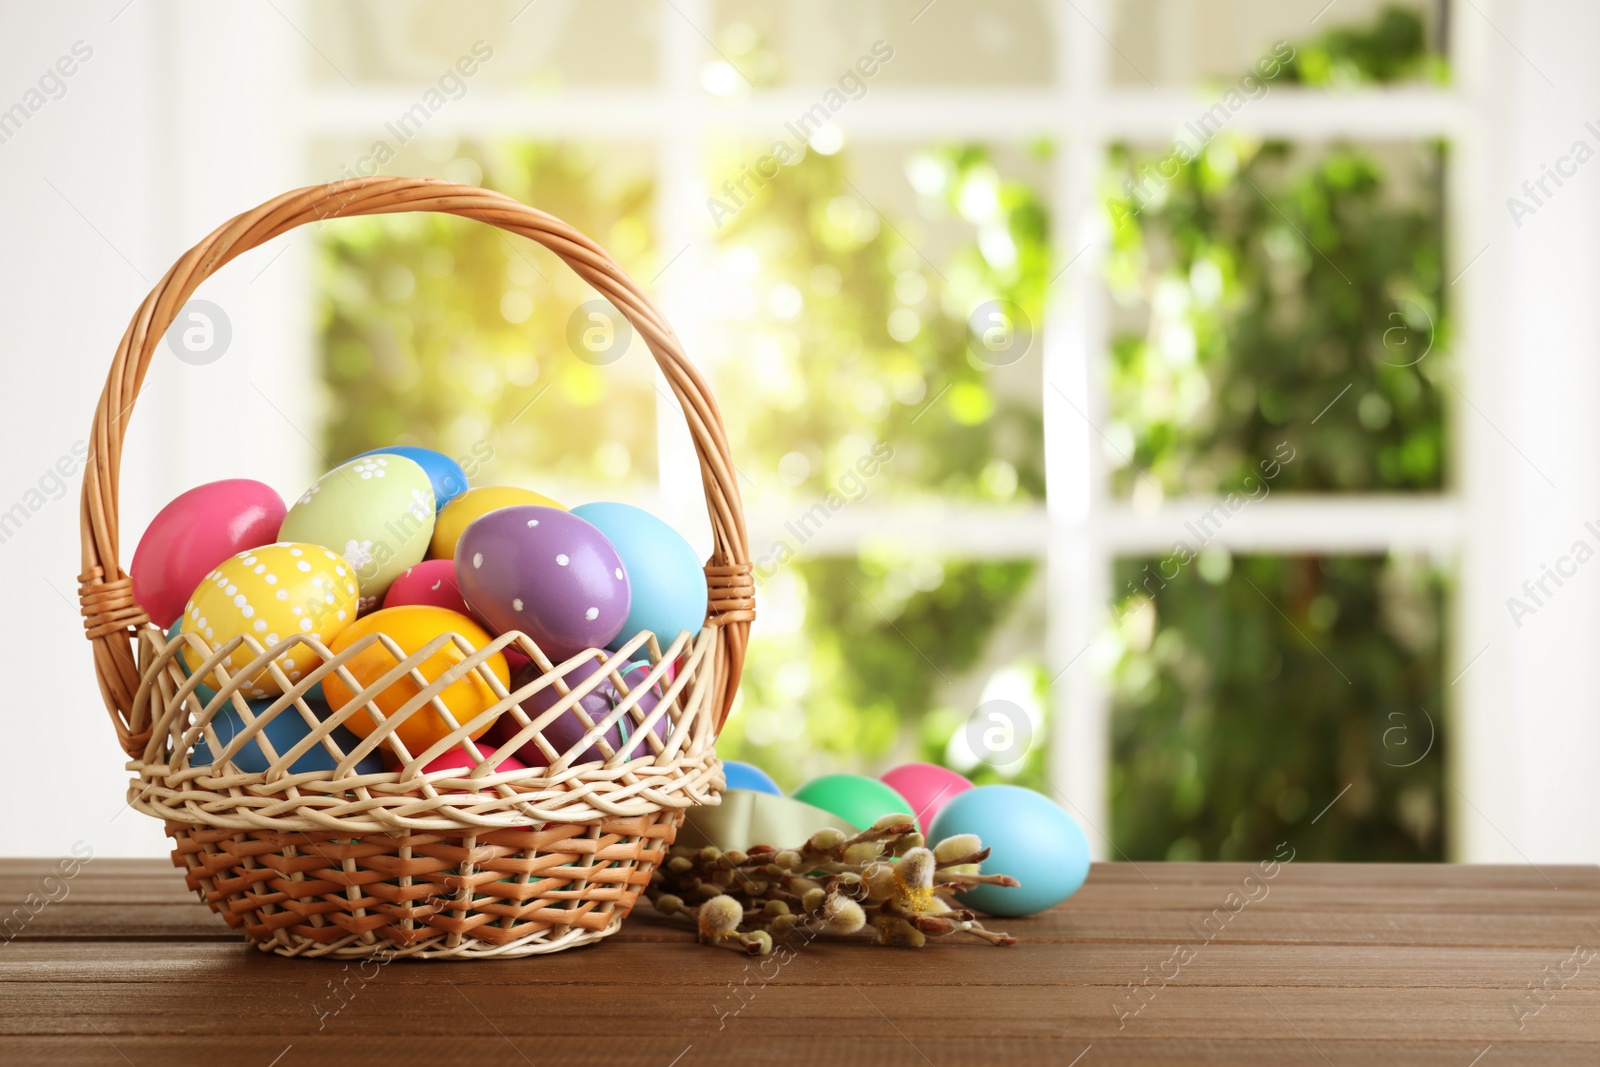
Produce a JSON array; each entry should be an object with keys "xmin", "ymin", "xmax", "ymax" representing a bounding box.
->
[{"xmin": 2, "ymin": 859, "xmax": 1597, "ymax": 1065}]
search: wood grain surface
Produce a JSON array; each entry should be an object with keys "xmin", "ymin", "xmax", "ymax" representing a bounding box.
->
[{"xmin": 2, "ymin": 858, "xmax": 1597, "ymax": 1066}]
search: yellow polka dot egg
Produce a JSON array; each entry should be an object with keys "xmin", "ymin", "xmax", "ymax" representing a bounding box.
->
[{"xmin": 179, "ymin": 542, "xmax": 359, "ymax": 697}]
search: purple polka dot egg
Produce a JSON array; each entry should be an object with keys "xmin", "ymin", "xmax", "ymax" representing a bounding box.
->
[{"xmin": 454, "ymin": 505, "xmax": 631, "ymax": 660}]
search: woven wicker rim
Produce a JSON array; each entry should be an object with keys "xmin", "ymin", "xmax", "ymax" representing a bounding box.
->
[{"xmin": 77, "ymin": 177, "xmax": 754, "ymax": 759}]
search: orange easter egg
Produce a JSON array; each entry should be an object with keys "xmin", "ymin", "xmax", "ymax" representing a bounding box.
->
[{"xmin": 322, "ymin": 605, "xmax": 509, "ymax": 754}]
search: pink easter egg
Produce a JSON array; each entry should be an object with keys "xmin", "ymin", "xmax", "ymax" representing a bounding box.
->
[
  {"xmin": 503, "ymin": 644, "xmax": 532, "ymax": 673},
  {"xmin": 421, "ymin": 746, "xmax": 527, "ymax": 775},
  {"xmin": 383, "ymin": 559, "xmax": 469, "ymax": 614},
  {"xmin": 881, "ymin": 762, "xmax": 975, "ymax": 835},
  {"xmin": 130, "ymin": 479, "xmax": 286, "ymax": 627}
]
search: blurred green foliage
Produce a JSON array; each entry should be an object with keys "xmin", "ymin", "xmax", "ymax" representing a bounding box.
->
[
  {"xmin": 1105, "ymin": 6, "xmax": 1449, "ymax": 861},
  {"xmin": 1103, "ymin": 111, "xmax": 1447, "ymax": 493},
  {"xmin": 317, "ymin": 142, "xmax": 657, "ymax": 489},
  {"xmin": 705, "ymin": 143, "xmax": 1049, "ymax": 505},
  {"xmin": 1281, "ymin": 4, "xmax": 1448, "ymax": 87},
  {"xmin": 704, "ymin": 141, "xmax": 1052, "ymax": 787},
  {"xmin": 1111, "ymin": 553, "xmax": 1447, "ymax": 861}
]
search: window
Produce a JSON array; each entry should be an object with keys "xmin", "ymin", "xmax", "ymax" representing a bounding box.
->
[{"xmin": 277, "ymin": 0, "xmax": 1567, "ymax": 862}]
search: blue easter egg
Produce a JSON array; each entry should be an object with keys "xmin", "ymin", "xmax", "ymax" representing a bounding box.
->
[
  {"xmin": 190, "ymin": 699, "xmax": 384, "ymax": 776},
  {"xmin": 570, "ymin": 502, "xmax": 708, "ymax": 653},
  {"xmin": 353, "ymin": 445, "xmax": 468, "ymax": 511},
  {"xmin": 167, "ymin": 620, "xmax": 217, "ymax": 704},
  {"xmin": 927, "ymin": 784, "xmax": 1089, "ymax": 917},
  {"xmin": 722, "ymin": 760, "xmax": 781, "ymax": 795}
]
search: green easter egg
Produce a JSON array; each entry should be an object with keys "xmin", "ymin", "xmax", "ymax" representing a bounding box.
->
[
  {"xmin": 792, "ymin": 773, "xmax": 914, "ymax": 831},
  {"xmin": 279, "ymin": 454, "xmax": 435, "ymax": 610}
]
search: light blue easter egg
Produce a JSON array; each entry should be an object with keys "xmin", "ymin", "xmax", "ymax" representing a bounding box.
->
[
  {"xmin": 191, "ymin": 699, "xmax": 383, "ymax": 776},
  {"xmin": 570, "ymin": 502, "xmax": 708, "ymax": 653},
  {"xmin": 352, "ymin": 445, "xmax": 468, "ymax": 511},
  {"xmin": 928, "ymin": 784, "xmax": 1089, "ymax": 917},
  {"xmin": 722, "ymin": 760, "xmax": 782, "ymax": 795}
]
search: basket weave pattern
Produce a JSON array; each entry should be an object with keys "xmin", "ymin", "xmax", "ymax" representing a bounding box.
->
[{"xmin": 76, "ymin": 178, "xmax": 753, "ymax": 958}]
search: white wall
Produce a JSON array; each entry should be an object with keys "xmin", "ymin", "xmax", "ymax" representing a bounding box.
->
[
  {"xmin": 1456, "ymin": 0, "xmax": 1600, "ymax": 865},
  {"xmin": 0, "ymin": 1, "xmax": 309, "ymax": 858}
]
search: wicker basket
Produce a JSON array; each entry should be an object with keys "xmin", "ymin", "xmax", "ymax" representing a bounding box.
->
[{"xmin": 75, "ymin": 177, "xmax": 753, "ymax": 959}]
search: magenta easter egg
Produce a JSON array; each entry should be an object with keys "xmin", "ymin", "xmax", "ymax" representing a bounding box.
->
[
  {"xmin": 455, "ymin": 506, "xmax": 631, "ymax": 660},
  {"xmin": 131, "ymin": 479, "xmax": 286, "ymax": 627},
  {"xmin": 881, "ymin": 763, "xmax": 975, "ymax": 835},
  {"xmin": 421, "ymin": 747, "xmax": 528, "ymax": 775},
  {"xmin": 383, "ymin": 559, "xmax": 469, "ymax": 614}
]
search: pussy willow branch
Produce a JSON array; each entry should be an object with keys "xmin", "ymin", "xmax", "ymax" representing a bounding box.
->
[{"xmin": 645, "ymin": 817, "xmax": 1018, "ymax": 953}]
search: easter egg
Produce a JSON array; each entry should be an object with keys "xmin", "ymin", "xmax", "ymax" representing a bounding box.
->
[
  {"xmin": 352, "ymin": 445, "xmax": 467, "ymax": 511},
  {"xmin": 383, "ymin": 559, "xmax": 469, "ymax": 614},
  {"xmin": 165, "ymin": 619, "xmax": 217, "ymax": 704},
  {"xmin": 132, "ymin": 479, "xmax": 286, "ymax": 627},
  {"xmin": 570, "ymin": 502, "xmax": 708, "ymax": 652},
  {"xmin": 321, "ymin": 605, "xmax": 510, "ymax": 754},
  {"xmin": 166, "ymin": 619, "xmax": 328, "ymax": 707},
  {"xmin": 722, "ymin": 760, "xmax": 782, "ymax": 795},
  {"xmin": 180, "ymin": 543, "xmax": 358, "ymax": 697},
  {"xmin": 792, "ymin": 774, "xmax": 913, "ymax": 831},
  {"xmin": 928, "ymin": 785, "xmax": 1090, "ymax": 917},
  {"xmin": 279, "ymin": 454, "xmax": 435, "ymax": 609},
  {"xmin": 881, "ymin": 762, "xmax": 975, "ymax": 835},
  {"xmin": 190, "ymin": 699, "xmax": 384, "ymax": 776},
  {"xmin": 455, "ymin": 506, "xmax": 631, "ymax": 660},
  {"xmin": 430, "ymin": 485, "xmax": 565, "ymax": 561},
  {"xmin": 421, "ymin": 746, "xmax": 528, "ymax": 775},
  {"xmin": 490, "ymin": 657, "xmax": 665, "ymax": 767}
]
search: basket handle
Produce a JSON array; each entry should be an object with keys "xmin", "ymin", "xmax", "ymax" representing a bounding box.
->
[{"xmin": 77, "ymin": 177, "xmax": 753, "ymax": 757}]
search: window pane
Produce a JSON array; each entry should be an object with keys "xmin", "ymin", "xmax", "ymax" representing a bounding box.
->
[
  {"xmin": 1110, "ymin": 552, "xmax": 1449, "ymax": 862},
  {"xmin": 308, "ymin": 0, "xmax": 660, "ymax": 88},
  {"xmin": 705, "ymin": 140, "xmax": 1049, "ymax": 507},
  {"xmin": 1108, "ymin": 0, "xmax": 1446, "ymax": 88},
  {"xmin": 712, "ymin": 0, "xmax": 1054, "ymax": 89},
  {"xmin": 313, "ymin": 138, "xmax": 659, "ymax": 494},
  {"xmin": 1104, "ymin": 137, "xmax": 1447, "ymax": 498},
  {"xmin": 717, "ymin": 552, "xmax": 1047, "ymax": 792}
]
